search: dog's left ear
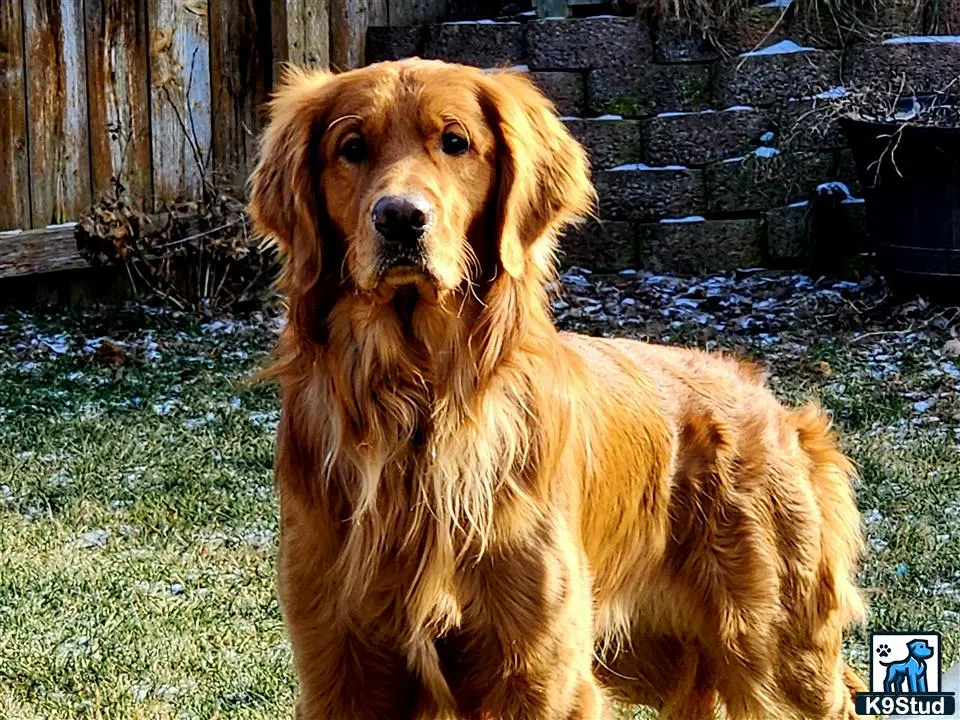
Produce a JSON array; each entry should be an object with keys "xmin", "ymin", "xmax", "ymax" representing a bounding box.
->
[{"xmin": 478, "ymin": 70, "xmax": 595, "ymax": 278}]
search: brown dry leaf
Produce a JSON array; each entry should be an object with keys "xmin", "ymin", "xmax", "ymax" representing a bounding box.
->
[{"xmin": 90, "ymin": 340, "xmax": 130, "ymax": 367}]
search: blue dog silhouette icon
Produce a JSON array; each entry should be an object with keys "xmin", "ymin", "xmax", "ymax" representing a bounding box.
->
[{"xmin": 882, "ymin": 638, "xmax": 935, "ymax": 694}]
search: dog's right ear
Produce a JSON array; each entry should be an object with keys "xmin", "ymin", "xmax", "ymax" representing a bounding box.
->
[{"xmin": 249, "ymin": 66, "xmax": 336, "ymax": 291}]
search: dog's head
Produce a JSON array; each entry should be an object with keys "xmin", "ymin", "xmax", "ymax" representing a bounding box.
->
[
  {"xmin": 249, "ymin": 59, "xmax": 593, "ymax": 340},
  {"xmin": 907, "ymin": 639, "xmax": 935, "ymax": 660}
]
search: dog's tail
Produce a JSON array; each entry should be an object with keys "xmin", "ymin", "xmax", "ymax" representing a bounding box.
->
[{"xmin": 794, "ymin": 404, "xmax": 867, "ymax": 627}]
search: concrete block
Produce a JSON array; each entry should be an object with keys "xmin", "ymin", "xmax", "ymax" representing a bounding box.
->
[
  {"xmin": 595, "ymin": 165, "xmax": 705, "ymax": 220},
  {"xmin": 589, "ymin": 62, "xmax": 713, "ymax": 117},
  {"xmin": 560, "ymin": 219, "xmax": 637, "ymax": 269},
  {"xmin": 424, "ymin": 21, "xmax": 526, "ymax": 68},
  {"xmin": 775, "ymin": 97, "xmax": 846, "ymax": 150},
  {"xmin": 654, "ymin": 21, "xmax": 719, "ymax": 62},
  {"xmin": 713, "ymin": 45, "xmax": 842, "ymax": 107},
  {"xmin": 847, "ymin": 39, "xmax": 960, "ymax": 94},
  {"xmin": 705, "ymin": 150, "xmax": 836, "ymax": 213},
  {"xmin": 528, "ymin": 16, "xmax": 652, "ymax": 70},
  {"xmin": 366, "ymin": 26, "xmax": 425, "ymax": 63},
  {"xmin": 531, "ymin": 71, "xmax": 587, "ymax": 116},
  {"xmin": 637, "ymin": 218, "xmax": 764, "ymax": 274},
  {"xmin": 644, "ymin": 107, "xmax": 770, "ymax": 167},
  {"xmin": 563, "ymin": 117, "xmax": 643, "ymax": 170}
]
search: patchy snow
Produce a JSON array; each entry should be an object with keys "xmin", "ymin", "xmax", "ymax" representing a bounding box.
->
[
  {"xmin": 79, "ymin": 529, "xmax": 110, "ymax": 549},
  {"xmin": 657, "ymin": 106, "xmax": 754, "ymax": 118},
  {"xmin": 760, "ymin": 131, "xmax": 776, "ymax": 142},
  {"xmin": 660, "ymin": 216, "xmax": 707, "ymax": 224},
  {"xmin": 0, "ymin": 228, "xmax": 23, "ymax": 237},
  {"xmin": 760, "ymin": 0, "xmax": 792, "ymax": 6},
  {"xmin": 754, "ymin": 146, "xmax": 780, "ymax": 158},
  {"xmin": 609, "ymin": 163, "xmax": 689, "ymax": 171},
  {"xmin": 740, "ymin": 40, "xmax": 815, "ymax": 57},
  {"xmin": 884, "ymin": 35, "xmax": 960, "ymax": 45},
  {"xmin": 814, "ymin": 86, "xmax": 848, "ymax": 100},
  {"xmin": 594, "ymin": 114, "xmax": 623, "ymax": 120},
  {"xmin": 45, "ymin": 222, "xmax": 78, "ymax": 230},
  {"xmin": 788, "ymin": 200, "xmax": 810, "ymax": 208},
  {"xmin": 817, "ymin": 181, "xmax": 853, "ymax": 198}
]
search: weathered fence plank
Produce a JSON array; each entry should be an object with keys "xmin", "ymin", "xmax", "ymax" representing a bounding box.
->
[
  {"xmin": 84, "ymin": 0, "xmax": 152, "ymax": 206},
  {"xmin": 281, "ymin": 0, "xmax": 330, "ymax": 68},
  {"xmin": 390, "ymin": 0, "xmax": 446, "ymax": 26},
  {"xmin": 0, "ymin": 1, "xmax": 30, "ymax": 231},
  {"xmin": 331, "ymin": 0, "xmax": 387, "ymax": 70},
  {"xmin": 0, "ymin": 225, "xmax": 86, "ymax": 278},
  {"xmin": 209, "ymin": 0, "xmax": 274, "ymax": 189},
  {"xmin": 22, "ymin": 0, "xmax": 91, "ymax": 227},
  {"xmin": 148, "ymin": 0, "xmax": 212, "ymax": 205}
]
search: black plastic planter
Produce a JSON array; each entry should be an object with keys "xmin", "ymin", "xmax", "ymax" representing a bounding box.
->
[{"xmin": 841, "ymin": 115, "xmax": 960, "ymax": 299}]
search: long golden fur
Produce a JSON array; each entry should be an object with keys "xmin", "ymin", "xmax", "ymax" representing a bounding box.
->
[{"xmin": 249, "ymin": 58, "xmax": 867, "ymax": 719}]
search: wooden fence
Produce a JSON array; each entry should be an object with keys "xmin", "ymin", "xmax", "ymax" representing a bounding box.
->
[{"xmin": 0, "ymin": 0, "xmax": 452, "ymax": 249}]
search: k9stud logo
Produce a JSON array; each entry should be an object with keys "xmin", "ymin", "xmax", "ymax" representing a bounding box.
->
[{"xmin": 855, "ymin": 632, "xmax": 956, "ymax": 717}]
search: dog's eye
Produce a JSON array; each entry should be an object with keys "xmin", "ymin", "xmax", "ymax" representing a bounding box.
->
[
  {"xmin": 340, "ymin": 136, "xmax": 366, "ymax": 163},
  {"xmin": 441, "ymin": 132, "xmax": 469, "ymax": 156}
]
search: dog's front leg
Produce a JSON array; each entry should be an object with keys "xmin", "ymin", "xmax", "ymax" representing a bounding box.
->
[
  {"xmin": 288, "ymin": 619, "xmax": 421, "ymax": 720},
  {"xmin": 277, "ymin": 506, "xmax": 421, "ymax": 720},
  {"xmin": 453, "ymin": 519, "xmax": 607, "ymax": 720}
]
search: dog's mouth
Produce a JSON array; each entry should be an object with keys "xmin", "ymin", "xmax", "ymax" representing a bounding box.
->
[{"xmin": 372, "ymin": 257, "xmax": 439, "ymax": 305}]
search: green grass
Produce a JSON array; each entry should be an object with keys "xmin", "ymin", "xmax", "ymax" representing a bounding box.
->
[{"xmin": 0, "ymin": 304, "xmax": 958, "ymax": 718}]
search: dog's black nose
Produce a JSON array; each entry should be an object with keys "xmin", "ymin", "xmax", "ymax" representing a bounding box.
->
[{"xmin": 372, "ymin": 195, "xmax": 432, "ymax": 247}]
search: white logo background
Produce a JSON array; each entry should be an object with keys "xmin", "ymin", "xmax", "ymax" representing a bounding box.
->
[{"xmin": 872, "ymin": 633, "xmax": 941, "ymax": 693}]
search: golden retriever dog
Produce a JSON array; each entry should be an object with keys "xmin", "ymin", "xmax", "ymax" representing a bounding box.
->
[{"xmin": 249, "ymin": 58, "xmax": 867, "ymax": 720}]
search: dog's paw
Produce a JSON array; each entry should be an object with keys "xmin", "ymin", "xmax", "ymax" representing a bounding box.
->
[{"xmin": 877, "ymin": 644, "xmax": 891, "ymax": 658}]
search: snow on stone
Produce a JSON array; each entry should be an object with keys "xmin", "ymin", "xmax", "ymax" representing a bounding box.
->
[
  {"xmin": 609, "ymin": 162, "xmax": 688, "ymax": 171},
  {"xmin": 657, "ymin": 106, "xmax": 754, "ymax": 118},
  {"xmin": 760, "ymin": 131, "xmax": 775, "ymax": 142},
  {"xmin": 740, "ymin": 40, "xmax": 815, "ymax": 57},
  {"xmin": 659, "ymin": 216, "xmax": 706, "ymax": 224},
  {"xmin": 814, "ymin": 86, "xmax": 848, "ymax": 100},
  {"xmin": 817, "ymin": 181, "xmax": 853, "ymax": 197},
  {"xmin": 884, "ymin": 35, "xmax": 960, "ymax": 44}
]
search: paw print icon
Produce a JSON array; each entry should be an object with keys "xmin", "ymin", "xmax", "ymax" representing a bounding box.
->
[{"xmin": 877, "ymin": 643, "xmax": 892, "ymax": 658}]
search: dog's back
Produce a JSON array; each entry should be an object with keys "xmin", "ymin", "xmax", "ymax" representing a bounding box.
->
[{"xmin": 560, "ymin": 335, "xmax": 866, "ymax": 719}]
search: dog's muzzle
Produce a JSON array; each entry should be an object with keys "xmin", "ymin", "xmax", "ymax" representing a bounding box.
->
[{"xmin": 371, "ymin": 194, "xmax": 434, "ymax": 271}]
